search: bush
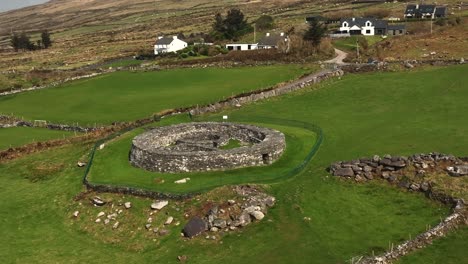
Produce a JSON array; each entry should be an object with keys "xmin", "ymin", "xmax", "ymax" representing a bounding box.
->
[
  {"xmin": 179, "ymin": 53, "xmax": 189, "ymax": 59},
  {"xmin": 434, "ymin": 18, "xmax": 446, "ymax": 26},
  {"xmin": 255, "ymin": 15, "xmax": 274, "ymax": 30}
]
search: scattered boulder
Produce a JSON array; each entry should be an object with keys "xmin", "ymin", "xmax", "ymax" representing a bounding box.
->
[
  {"xmin": 151, "ymin": 200, "xmax": 168, "ymax": 210},
  {"xmin": 97, "ymin": 211, "xmax": 105, "ymax": 218},
  {"xmin": 159, "ymin": 229, "xmax": 169, "ymax": 236},
  {"xmin": 77, "ymin": 162, "xmax": 87, "ymax": 167},
  {"xmin": 333, "ymin": 167, "xmax": 354, "ymax": 177},
  {"xmin": 175, "ymin": 178, "xmax": 190, "ymax": 184},
  {"xmin": 92, "ymin": 196, "xmax": 106, "ymax": 206},
  {"xmin": 447, "ymin": 165, "xmax": 468, "ymax": 177},
  {"xmin": 124, "ymin": 202, "xmax": 132, "ymax": 209},
  {"xmin": 183, "ymin": 217, "xmax": 207, "ymax": 238},
  {"xmin": 250, "ymin": 211, "xmax": 265, "ymax": 220},
  {"xmin": 177, "ymin": 255, "xmax": 188, "ymax": 263},
  {"xmin": 112, "ymin": 221, "xmax": 120, "ymax": 229},
  {"xmin": 73, "ymin": 211, "xmax": 79, "ymax": 217},
  {"xmin": 212, "ymin": 219, "xmax": 227, "ymax": 228},
  {"xmin": 165, "ymin": 216, "xmax": 174, "ymax": 225}
]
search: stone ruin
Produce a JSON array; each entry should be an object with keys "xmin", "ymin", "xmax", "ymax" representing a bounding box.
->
[{"xmin": 129, "ymin": 122, "xmax": 286, "ymax": 173}]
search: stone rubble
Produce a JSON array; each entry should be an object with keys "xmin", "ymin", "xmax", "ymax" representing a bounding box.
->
[{"xmin": 182, "ymin": 185, "xmax": 276, "ymax": 238}]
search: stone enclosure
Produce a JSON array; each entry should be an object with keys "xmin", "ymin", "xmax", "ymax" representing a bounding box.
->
[{"xmin": 129, "ymin": 122, "xmax": 285, "ymax": 173}]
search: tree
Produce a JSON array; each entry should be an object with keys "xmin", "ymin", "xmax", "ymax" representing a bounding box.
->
[
  {"xmin": 211, "ymin": 9, "xmax": 251, "ymax": 41},
  {"xmin": 41, "ymin": 30, "xmax": 52, "ymax": 49},
  {"xmin": 10, "ymin": 33, "xmax": 20, "ymax": 51},
  {"xmin": 19, "ymin": 32, "xmax": 33, "ymax": 51},
  {"xmin": 255, "ymin": 15, "xmax": 274, "ymax": 31},
  {"xmin": 303, "ymin": 19, "xmax": 327, "ymax": 47}
]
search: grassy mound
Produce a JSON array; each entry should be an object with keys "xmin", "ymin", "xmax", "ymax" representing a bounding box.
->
[
  {"xmin": 0, "ymin": 65, "xmax": 311, "ymax": 126},
  {"xmin": 0, "ymin": 126, "xmax": 78, "ymax": 150},
  {"xmin": 0, "ymin": 65, "xmax": 466, "ymax": 263}
]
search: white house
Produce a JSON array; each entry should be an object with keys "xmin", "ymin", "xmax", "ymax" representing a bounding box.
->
[
  {"xmin": 226, "ymin": 43, "xmax": 258, "ymax": 51},
  {"xmin": 154, "ymin": 36, "xmax": 187, "ymax": 55},
  {"xmin": 339, "ymin": 18, "xmax": 393, "ymax": 36},
  {"xmin": 225, "ymin": 33, "xmax": 288, "ymax": 51}
]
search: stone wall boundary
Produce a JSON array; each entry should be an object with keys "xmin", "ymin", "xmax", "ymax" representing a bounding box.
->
[{"xmin": 329, "ymin": 154, "xmax": 468, "ymax": 264}]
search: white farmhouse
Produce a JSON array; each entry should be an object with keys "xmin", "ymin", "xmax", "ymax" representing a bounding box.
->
[
  {"xmin": 339, "ymin": 18, "xmax": 382, "ymax": 36},
  {"xmin": 154, "ymin": 36, "xmax": 187, "ymax": 55}
]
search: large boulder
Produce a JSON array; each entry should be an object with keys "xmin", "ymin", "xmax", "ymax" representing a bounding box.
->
[
  {"xmin": 183, "ymin": 217, "xmax": 207, "ymax": 238},
  {"xmin": 250, "ymin": 211, "xmax": 265, "ymax": 221},
  {"xmin": 151, "ymin": 200, "xmax": 168, "ymax": 210},
  {"xmin": 447, "ymin": 165, "xmax": 468, "ymax": 177},
  {"xmin": 333, "ymin": 167, "xmax": 354, "ymax": 177}
]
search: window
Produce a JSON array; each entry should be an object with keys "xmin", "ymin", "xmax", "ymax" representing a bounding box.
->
[
  {"xmin": 343, "ymin": 22, "xmax": 348, "ymax": 27},
  {"xmin": 366, "ymin": 30, "xmax": 371, "ymax": 34},
  {"xmin": 366, "ymin": 21, "xmax": 371, "ymax": 27}
]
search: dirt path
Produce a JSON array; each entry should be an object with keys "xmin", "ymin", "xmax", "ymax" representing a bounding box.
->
[{"xmin": 324, "ymin": 48, "xmax": 348, "ymax": 65}]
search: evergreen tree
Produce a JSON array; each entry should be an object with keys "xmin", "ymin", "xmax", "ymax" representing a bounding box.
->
[
  {"xmin": 41, "ymin": 30, "xmax": 52, "ymax": 49},
  {"xmin": 10, "ymin": 33, "xmax": 20, "ymax": 52},
  {"xmin": 18, "ymin": 32, "xmax": 33, "ymax": 51},
  {"xmin": 224, "ymin": 8, "xmax": 249, "ymax": 40},
  {"xmin": 303, "ymin": 19, "xmax": 327, "ymax": 47},
  {"xmin": 255, "ymin": 15, "xmax": 274, "ymax": 31}
]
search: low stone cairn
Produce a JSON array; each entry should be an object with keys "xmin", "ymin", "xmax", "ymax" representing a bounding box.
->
[{"xmin": 183, "ymin": 185, "xmax": 275, "ymax": 239}]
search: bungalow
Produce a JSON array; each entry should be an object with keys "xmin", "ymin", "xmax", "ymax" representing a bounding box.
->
[
  {"xmin": 257, "ymin": 33, "xmax": 288, "ymax": 49},
  {"xmin": 154, "ymin": 36, "xmax": 187, "ymax": 55},
  {"xmin": 404, "ymin": 4, "xmax": 447, "ymax": 19},
  {"xmin": 225, "ymin": 32, "xmax": 288, "ymax": 51}
]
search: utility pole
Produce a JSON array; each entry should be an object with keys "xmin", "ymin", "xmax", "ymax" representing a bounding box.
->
[
  {"xmin": 254, "ymin": 23, "xmax": 256, "ymax": 43},
  {"xmin": 356, "ymin": 38, "xmax": 360, "ymax": 59}
]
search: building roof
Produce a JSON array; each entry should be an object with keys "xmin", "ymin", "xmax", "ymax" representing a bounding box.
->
[
  {"xmin": 340, "ymin": 17, "xmax": 387, "ymax": 28},
  {"xmin": 155, "ymin": 37, "xmax": 175, "ymax": 45},
  {"xmin": 405, "ymin": 4, "xmax": 436, "ymax": 15},
  {"xmin": 258, "ymin": 33, "xmax": 287, "ymax": 47},
  {"xmin": 387, "ymin": 24, "xmax": 406, "ymax": 30},
  {"xmin": 435, "ymin": 6, "xmax": 447, "ymax": 15}
]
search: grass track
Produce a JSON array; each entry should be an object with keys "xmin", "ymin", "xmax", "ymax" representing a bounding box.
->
[{"xmin": 0, "ymin": 65, "xmax": 467, "ymax": 263}]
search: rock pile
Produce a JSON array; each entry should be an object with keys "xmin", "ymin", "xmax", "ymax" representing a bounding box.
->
[
  {"xmin": 330, "ymin": 153, "xmax": 466, "ymax": 191},
  {"xmin": 183, "ymin": 185, "xmax": 275, "ymax": 238}
]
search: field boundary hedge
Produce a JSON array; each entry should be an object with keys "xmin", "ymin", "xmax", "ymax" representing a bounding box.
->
[{"xmin": 82, "ymin": 117, "xmax": 323, "ymax": 199}]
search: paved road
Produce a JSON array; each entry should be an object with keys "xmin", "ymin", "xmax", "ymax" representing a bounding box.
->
[{"xmin": 324, "ymin": 48, "xmax": 348, "ymax": 65}]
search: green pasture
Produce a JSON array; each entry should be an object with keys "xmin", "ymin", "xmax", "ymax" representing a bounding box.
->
[
  {"xmin": 0, "ymin": 65, "xmax": 310, "ymax": 126},
  {"xmin": 0, "ymin": 65, "xmax": 467, "ymax": 263},
  {"xmin": 0, "ymin": 127, "xmax": 77, "ymax": 150},
  {"xmin": 332, "ymin": 35, "xmax": 383, "ymax": 52}
]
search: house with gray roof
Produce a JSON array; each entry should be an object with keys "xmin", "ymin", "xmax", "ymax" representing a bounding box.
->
[
  {"xmin": 404, "ymin": 4, "xmax": 447, "ymax": 19},
  {"xmin": 339, "ymin": 17, "xmax": 405, "ymax": 36},
  {"xmin": 257, "ymin": 33, "xmax": 288, "ymax": 49},
  {"xmin": 154, "ymin": 36, "xmax": 187, "ymax": 55}
]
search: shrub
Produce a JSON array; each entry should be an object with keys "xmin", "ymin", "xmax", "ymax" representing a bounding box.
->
[{"xmin": 179, "ymin": 53, "xmax": 189, "ymax": 59}]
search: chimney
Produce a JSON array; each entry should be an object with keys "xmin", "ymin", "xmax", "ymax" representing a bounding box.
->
[
  {"xmin": 280, "ymin": 32, "xmax": 284, "ymax": 36},
  {"xmin": 352, "ymin": 17, "xmax": 355, "ymax": 21},
  {"xmin": 266, "ymin": 33, "xmax": 270, "ymax": 37},
  {"xmin": 158, "ymin": 36, "xmax": 163, "ymax": 39},
  {"xmin": 173, "ymin": 36, "xmax": 178, "ymax": 39}
]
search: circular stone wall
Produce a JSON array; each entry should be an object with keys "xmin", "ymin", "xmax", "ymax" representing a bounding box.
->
[{"xmin": 129, "ymin": 122, "xmax": 286, "ymax": 173}]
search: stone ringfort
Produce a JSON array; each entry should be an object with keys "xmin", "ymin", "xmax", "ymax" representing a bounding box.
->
[{"xmin": 129, "ymin": 122, "xmax": 286, "ymax": 173}]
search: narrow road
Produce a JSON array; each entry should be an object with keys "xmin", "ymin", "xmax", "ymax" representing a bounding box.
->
[{"xmin": 324, "ymin": 48, "xmax": 348, "ymax": 65}]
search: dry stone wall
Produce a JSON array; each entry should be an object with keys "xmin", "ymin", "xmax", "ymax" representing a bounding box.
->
[
  {"xmin": 329, "ymin": 153, "xmax": 468, "ymax": 264},
  {"xmin": 130, "ymin": 122, "xmax": 285, "ymax": 173}
]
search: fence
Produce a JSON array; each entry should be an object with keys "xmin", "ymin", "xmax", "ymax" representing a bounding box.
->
[{"xmin": 82, "ymin": 116, "xmax": 324, "ymax": 199}]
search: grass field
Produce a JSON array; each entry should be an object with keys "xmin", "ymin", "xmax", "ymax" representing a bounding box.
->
[
  {"xmin": 88, "ymin": 115, "xmax": 318, "ymax": 194},
  {"xmin": 0, "ymin": 127, "xmax": 77, "ymax": 150},
  {"xmin": 0, "ymin": 65, "xmax": 467, "ymax": 263},
  {"xmin": 0, "ymin": 65, "xmax": 311, "ymax": 126}
]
